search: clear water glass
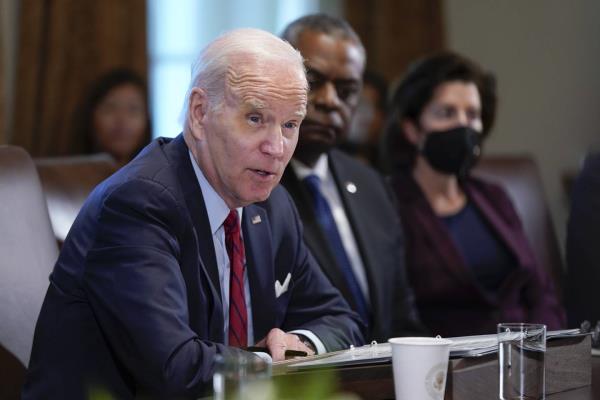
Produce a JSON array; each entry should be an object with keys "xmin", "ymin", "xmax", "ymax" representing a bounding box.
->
[
  {"xmin": 498, "ymin": 323, "xmax": 546, "ymax": 400},
  {"xmin": 213, "ymin": 352, "xmax": 271, "ymax": 400}
]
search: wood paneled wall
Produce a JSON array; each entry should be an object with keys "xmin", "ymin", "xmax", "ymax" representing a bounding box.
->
[
  {"xmin": 12, "ymin": 0, "xmax": 147, "ymax": 157},
  {"xmin": 343, "ymin": 0, "xmax": 445, "ymax": 82}
]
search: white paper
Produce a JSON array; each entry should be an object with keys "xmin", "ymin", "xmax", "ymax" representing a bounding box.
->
[{"xmin": 283, "ymin": 329, "xmax": 582, "ymax": 370}]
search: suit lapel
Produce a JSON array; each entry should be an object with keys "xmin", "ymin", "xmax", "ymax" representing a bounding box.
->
[
  {"xmin": 280, "ymin": 167, "xmax": 357, "ymax": 310},
  {"xmin": 326, "ymin": 151, "xmax": 376, "ymax": 312},
  {"xmin": 166, "ymin": 135, "xmax": 224, "ymax": 340},
  {"xmin": 466, "ymin": 185, "xmax": 530, "ymax": 269},
  {"xmin": 242, "ymin": 204, "xmax": 275, "ymax": 342},
  {"xmin": 394, "ymin": 172, "xmax": 474, "ymax": 287}
]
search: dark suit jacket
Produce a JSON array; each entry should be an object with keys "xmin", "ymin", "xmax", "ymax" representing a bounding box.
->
[
  {"xmin": 281, "ymin": 149, "xmax": 425, "ymax": 343},
  {"xmin": 23, "ymin": 135, "xmax": 363, "ymax": 399},
  {"xmin": 566, "ymin": 152, "xmax": 600, "ymax": 327},
  {"xmin": 391, "ymin": 171, "xmax": 565, "ymax": 337}
]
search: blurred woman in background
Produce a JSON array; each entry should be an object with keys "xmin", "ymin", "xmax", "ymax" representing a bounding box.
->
[
  {"xmin": 74, "ymin": 68, "xmax": 151, "ymax": 167},
  {"xmin": 382, "ymin": 52, "xmax": 565, "ymax": 336}
]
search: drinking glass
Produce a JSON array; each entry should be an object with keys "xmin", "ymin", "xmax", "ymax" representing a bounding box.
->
[
  {"xmin": 498, "ymin": 323, "xmax": 546, "ymax": 400},
  {"xmin": 213, "ymin": 352, "xmax": 271, "ymax": 400}
]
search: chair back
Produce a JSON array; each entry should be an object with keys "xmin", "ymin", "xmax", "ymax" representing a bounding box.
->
[
  {"xmin": 472, "ymin": 155, "xmax": 564, "ymax": 298},
  {"xmin": 35, "ymin": 153, "xmax": 117, "ymax": 243},
  {"xmin": 0, "ymin": 146, "xmax": 58, "ymax": 398}
]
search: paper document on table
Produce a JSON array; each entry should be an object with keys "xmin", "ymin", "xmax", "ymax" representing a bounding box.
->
[
  {"xmin": 454, "ymin": 328, "xmax": 582, "ymax": 357},
  {"xmin": 283, "ymin": 329, "xmax": 582, "ymax": 371}
]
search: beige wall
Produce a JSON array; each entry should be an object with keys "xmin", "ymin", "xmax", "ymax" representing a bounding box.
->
[
  {"xmin": 445, "ymin": 0, "xmax": 600, "ymax": 257},
  {"xmin": 1, "ymin": 0, "xmax": 19, "ymax": 144}
]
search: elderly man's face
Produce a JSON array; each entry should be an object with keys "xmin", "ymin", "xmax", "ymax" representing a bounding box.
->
[
  {"xmin": 294, "ymin": 30, "xmax": 364, "ymax": 166},
  {"xmin": 192, "ymin": 63, "xmax": 307, "ymax": 208}
]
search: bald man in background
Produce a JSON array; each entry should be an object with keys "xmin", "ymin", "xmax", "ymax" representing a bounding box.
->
[{"xmin": 281, "ymin": 14, "xmax": 426, "ymax": 343}]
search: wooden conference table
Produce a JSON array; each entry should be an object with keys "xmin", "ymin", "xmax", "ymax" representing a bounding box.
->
[{"xmin": 277, "ymin": 335, "xmax": 598, "ymax": 399}]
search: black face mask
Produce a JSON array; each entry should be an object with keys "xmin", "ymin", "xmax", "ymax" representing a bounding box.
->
[{"xmin": 419, "ymin": 126, "xmax": 481, "ymax": 178}]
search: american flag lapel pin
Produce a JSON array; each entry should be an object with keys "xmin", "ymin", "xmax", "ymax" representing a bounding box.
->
[{"xmin": 251, "ymin": 214, "xmax": 262, "ymax": 224}]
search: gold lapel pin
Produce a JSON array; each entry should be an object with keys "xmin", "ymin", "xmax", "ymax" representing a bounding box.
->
[{"xmin": 346, "ymin": 182, "xmax": 357, "ymax": 194}]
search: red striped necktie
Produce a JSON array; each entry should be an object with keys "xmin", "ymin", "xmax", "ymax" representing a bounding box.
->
[{"xmin": 224, "ymin": 210, "xmax": 248, "ymax": 348}]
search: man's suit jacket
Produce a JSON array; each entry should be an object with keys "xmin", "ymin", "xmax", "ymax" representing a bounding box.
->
[
  {"xmin": 566, "ymin": 152, "xmax": 600, "ymax": 327},
  {"xmin": 23, "ymin": 135, "xmax": 363, "ymax": 399},
  {"xmin": 281, "ymin": 149, "xmax": 425, "ymax": 343},
  {"xmin": 391, "ymin": 171, "xmax": 565, "ymax": 337}
]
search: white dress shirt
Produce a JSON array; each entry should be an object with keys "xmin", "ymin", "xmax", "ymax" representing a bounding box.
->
[{"xmin": 290, "ymin": 154, "xmax": 371, "ymax": 303}]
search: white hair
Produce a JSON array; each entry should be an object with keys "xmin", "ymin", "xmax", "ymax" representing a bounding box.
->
[{"xmin": 179, "ymin": 28, "xmax": 306, "ymax": 131}]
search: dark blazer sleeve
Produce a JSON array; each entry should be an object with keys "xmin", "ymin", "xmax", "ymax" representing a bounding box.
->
[
  {"xmin": 82, "ymin": 178, "xmax": 242, "ymax": 397},
  {"xmin": 566, "ymin": 154, "xmax": 600, "ymax": 326},
  {"xmin": 478, "ymin": 180, "xmax": 566, "ymax": 330},
  {"xmin": 267, "ymin": 187, "xmax": 365, "ymax": 351}
]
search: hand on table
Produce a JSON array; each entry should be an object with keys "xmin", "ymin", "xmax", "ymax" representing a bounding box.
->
[{"xmin": 255, "ymin": 328, "xmax": 315, "ymax": 362}]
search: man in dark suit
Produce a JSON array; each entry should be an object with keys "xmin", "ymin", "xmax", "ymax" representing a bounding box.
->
[
  {"xmin": 567, "ymin": 152, "xmax": 600, "ymax": 328},
  {"xmin": 23, "ymin": 28, "xmax": 362, "ymax": 399},
  {"xmin": 280, "ymin": 15, "xmax": 425, "ymax": 343}
]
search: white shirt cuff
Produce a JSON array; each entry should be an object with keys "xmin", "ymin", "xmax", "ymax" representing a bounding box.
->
[
  {"xmin": 252, "ymin": 351, "xmax": 273, "ymax": 364},
  {"xmin": 289, "ymin": 329, "xmax": 327, "ymax": 355}
]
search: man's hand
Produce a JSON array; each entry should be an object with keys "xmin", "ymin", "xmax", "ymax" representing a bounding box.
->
[{"xmin": 254, "ymin": 328, "xmax": 315, "ymax": 361}]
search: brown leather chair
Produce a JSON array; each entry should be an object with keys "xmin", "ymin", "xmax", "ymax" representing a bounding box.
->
[
  {"xmin": 0, "ymin": 146, "xmax": 58, "ymax": 399},
  {"xmin": 472, "ymin": 155, "xmax": 565, "ymax": 299},
  {"xmin": 35, "ymin": 153, "xmax": 117, "ymax": 244}
]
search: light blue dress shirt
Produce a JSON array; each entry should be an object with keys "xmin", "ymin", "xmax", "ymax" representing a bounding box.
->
[{"xmin": 189, "ymin": 152, "xmax": 253, "ymax": 345}]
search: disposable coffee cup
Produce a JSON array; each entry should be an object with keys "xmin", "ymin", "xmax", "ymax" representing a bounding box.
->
[{"xmin": 388, "ymin": 337, "xmax": 451, "ymax": 400}]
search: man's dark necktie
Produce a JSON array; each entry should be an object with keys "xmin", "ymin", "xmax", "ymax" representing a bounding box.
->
[
  {"xmin": 224, "ymin": 210, "xmax": 248, "ymax": 348},
  {"xmin": 303, "ymin": 175, "xmax": 370, "ymax": 324}
]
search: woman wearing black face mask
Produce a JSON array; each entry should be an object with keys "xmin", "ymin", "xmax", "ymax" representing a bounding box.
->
[{"xmin": 381, "ymin": 52, "xmax": 565, "ymax": 337}]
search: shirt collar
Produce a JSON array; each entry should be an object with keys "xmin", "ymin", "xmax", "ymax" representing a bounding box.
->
[
  {"xmin": 189, "ymin": 151, "xmax": 243, "ymax": 235},
  {"xmin": 290, "ymin": 153, "xmax": 329, "ymax": 182}
]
